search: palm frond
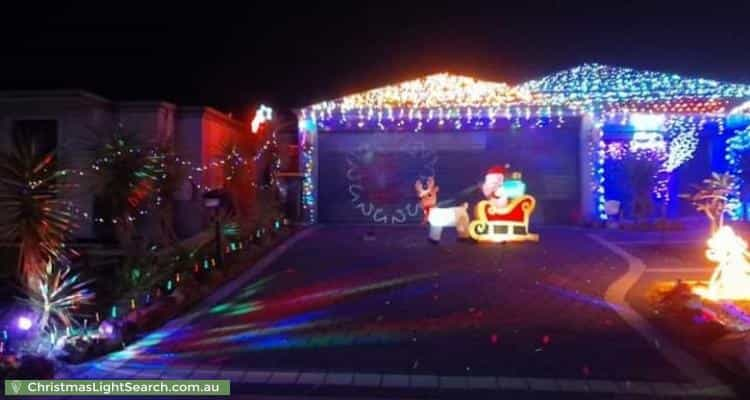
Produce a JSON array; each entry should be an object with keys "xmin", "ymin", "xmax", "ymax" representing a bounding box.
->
[
  {"xmin": 20, "ymin": 261, "xmax": 95, "ymax": 334},
  {"xmin": 0, "ymin": 140, "xmax": 79, "ymax": 283}
]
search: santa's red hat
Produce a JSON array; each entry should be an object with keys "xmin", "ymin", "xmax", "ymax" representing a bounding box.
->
[{"xmin": 486, "ymin": 165, "xmax": 506, "ymax": 176}]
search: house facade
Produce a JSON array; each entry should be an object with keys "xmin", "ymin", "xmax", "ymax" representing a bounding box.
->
[
  {"xmin": 0, "ymin": 90, "xmax": 258, "ymax": 240},
  {"xmin": 297, "ymin": 64, "xmax": 750, "ymax": 225}
]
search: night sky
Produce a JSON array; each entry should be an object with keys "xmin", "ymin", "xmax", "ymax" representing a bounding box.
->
[{"xmin": 2, "ymin": 1, "xmax": 750, "ymax": 118}]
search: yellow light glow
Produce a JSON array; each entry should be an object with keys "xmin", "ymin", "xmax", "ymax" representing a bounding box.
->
[
  {"xmin": 468, "ymin": 196, "xmax": 539, "ymax": 243},
  {"xmin": 311, "ymin": 73, "xmax": 524, "ymax": 111},
  {"xmin": 694, "ymin": 226, "xmax": 750, "ymax": 301}
]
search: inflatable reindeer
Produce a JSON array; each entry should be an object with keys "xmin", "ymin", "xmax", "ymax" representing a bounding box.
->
[{"xmin": 415, "ymin": 177, "xmax": 470, "ymax": 243}]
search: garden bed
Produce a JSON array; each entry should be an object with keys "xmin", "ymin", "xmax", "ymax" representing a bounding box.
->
[
  {"xmin": 55, "ymin": 224, "xmax": 299, "ymax": 364},
  {"xmin": 649, "ymin": 280, "xmax": 750, "ymax": 378}
]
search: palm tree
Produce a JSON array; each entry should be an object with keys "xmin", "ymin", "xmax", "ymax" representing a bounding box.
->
[
  {"xmin": 90, "ymin": 133, "xmax": 165, "ymax": 249},
  {"xmin": 152, "ymin": 147, "xmax": 183, "ymax": 247},
  {"xmin": 0, "ymin": 141, "xmax": 78, "ymax": 287},
  {"xmin": 681, "ymin": 172, "xmax": 737, "ymax": 233}
]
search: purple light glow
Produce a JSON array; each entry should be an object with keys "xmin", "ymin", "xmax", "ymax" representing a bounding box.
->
[
  {"xmin": 17, "ymin": 316, "xmax": 33, "ymax": 331},
  {"xmin": 99, "ymin": 321, "xmax": 115, "ymax": 338}
]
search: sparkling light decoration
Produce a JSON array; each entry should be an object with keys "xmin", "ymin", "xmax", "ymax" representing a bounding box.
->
[
  {"xmin": 304, "ymin": 64, "xmax": 750, "ymax": 123},
  {"xmin": 725, "ymin": 125, "xmax": 750, "ymax": 220},
  {"xmin": 630, "ymin": 131, "xmax": 666, "ymax": 152},
  {"xmin": 694, "ymin": 226, "xmax": 750, "ymax": 301},
  {"xmin": 301, "ymin": 73, "xmax": 564, "ymax": 134},
  {"xmin": 606, "ymin": 142, "xmax": 629, "ymax": 160},
  {"xmin": 603, "ymin": 116, "xmax": 702, "ymax": 205},
  {"xmin": 178, "ymin": 129, "xmax": 281, "ymax": 193},
  {"xmin": 251, "ymin": 105, "xmax": 273, "ymax": 134},
  {"xmin": 298, "ymin": 63, "xmax": 750, "ymax": 222},
  {"xmin": 664, "ymin": 117, "xmax": 700, "ymax": 172},
  {"xmin": 16, "ymin": 316, "xmax": 33, "ymax": 331},
  {"xmin": 98, "ymin": 320, "xmax": 115, "ymax": 338},
  {"xmin": 594, "ymin": 122, "xmax": 607, "ymax": 220},
  {"xmin": 519, "ymin": 63, "xmax": 750, "ymax": 115},
  {"xmin": 22, "ymin": 261, "xmax": 95, "ymax": 335},
  {"xmin": 728, "ymin": 100, "xmax": 750, "ymax": 116},
  {"xmin": 88, "ymin": 137, "xmax": 166, "ymax": 225},
  {"xmin": 630, "ymin": 113, "xmax": 666, "ymax": 131},
  {"xmin": 299, "ymin": 118, "xmax": 317, "ymax": 223},
  {"xmin": 310, "ymin": 72, "xmax": 521, "ymax": 112}
]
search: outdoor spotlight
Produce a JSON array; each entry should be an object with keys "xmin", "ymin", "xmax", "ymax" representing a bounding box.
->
[
  {"xmin": 203, "ymin": 197, "xmax": 220, "ymax": 208},
  {"xmin": 17, "ymin": 316, "xmax": 33, "ymax": 331},
  {"xmin": 98, "ymin": 320, "xmax": 115, "ymax": 338}
]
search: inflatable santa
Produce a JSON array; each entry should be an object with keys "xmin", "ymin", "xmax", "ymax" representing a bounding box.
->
[
  {"xmin": 482, "ymin": 166, "xmax": 509, "ymax": 209},
  {"xmin": 469, "ymin": 165, "xmax": 539, "ymax": 243}
]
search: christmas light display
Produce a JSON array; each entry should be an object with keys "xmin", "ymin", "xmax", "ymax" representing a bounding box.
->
[
  {"xmin": 309, "ymin": 73, "xmax": 521, "ymax": 112},
  {"xmin": 605, "ymin": 142, "xmax": 629, "ymax": 160},
  {"xmin": 297, "ymin": 63, "xmax": 750, "ymax": 223},
  {"xmin": 469, "ymin": 167, "xmax": 538, "ymax": 243},
  {"xmin": 251, "ymin": 105, "xmax": 273, "ymax": 134},
  {"xmin": 600, "ymin": 115, "xmax": 703, "ymax": 204},
  {"xmin": 593, "ymin": 123, "xmax": 608, "ymax": 220},
  {"xmin": 80, "ymin": 117, "xmax": 283, "ymax": 228},
  {"xmin": 694, "ymin": 226, "xmax": 750, "ymax": 300},
  {"xmin": 519, "ymin": 63, "xmax": 750, "ymax": 115},
  {"xmin": 299, "ymin": 118, "xmax": 317, "ymax": 223},
  {"xmin": 630, "ymin": 131, "xmax": 666, "ymax": 152},
  {"xmin": 85, "ymin": 136, "xmax": 166, "ymax": 226},
  {"xmin": 302, "ymin": 64, "xmax": 750, "ymax": 123},
  {"xmin": 725, "ymin": 126, "xmax": 750, "ymax": 220},
  {"xmin": 729, "ymin": 100, "xmax": 750, "ymax": 116},
  {"xmin": 16, "ymin": 316, "xmax": 33, "ymax": 331},
  {"xmin": 664, "ymin": 117, "xmax": 701, "ymax": 172},
  {"xmin": 415, "ymin": 177, "xmax": 470, "ymax": 243},
  {"xmin": 22, "ymin": 261, "xmax": 95, "ymax": 335},
  {"xmin": 630, "ymin": 113, "xmax": 666, "ymax": 131}
]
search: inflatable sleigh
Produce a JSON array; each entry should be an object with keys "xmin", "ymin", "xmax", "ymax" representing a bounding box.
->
[
  {"xmin": 469, "ymin": 166, "xmax": 539, "ymax": 243},
  {"xmin": 469, "ymin": 195, "xmax": 539, "ymax": 243}
]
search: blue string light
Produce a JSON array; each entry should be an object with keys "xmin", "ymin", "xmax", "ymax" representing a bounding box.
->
[{"xmin": 298, "ymin": 63, "xmax": 750, "ymax": 222}]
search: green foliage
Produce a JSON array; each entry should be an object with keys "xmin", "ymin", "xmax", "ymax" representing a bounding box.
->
[
  {"xmin": 110, "ymin": 242, "xmax": 202, "ymax": 305},
  {"xmin": 680, "ymin": 172, "xmax": 737, "ymax": 232},
  {"xmin": 0, "ymin": 140, "xmax": 78, "ymax": 285},
  {"xmin": 21, "ymin": 261, "xmax": 94, "ymax": 335},
  {"xmin": 89, "ymin": 132, "xmax": 166, "ymax": 248}
]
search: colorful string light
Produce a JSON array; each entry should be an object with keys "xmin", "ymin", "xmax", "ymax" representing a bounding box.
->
[
  {"xmin": 298, "ymin": 63, "xmax": 750, "ymax": 223},
  {"xmin": 725, "ymin": 126, "xmax": 750, "ymax": 219},
  {"xmin": 519, "ymin": 63, "xmax": 750, "ymax": 115},
  {"xmin": 302, "ymin": 63, "xmax": 750, "ymax": 123},
  {"xmin": 299, "ymin": 121, "xmax": 317, "ymax": 223}
]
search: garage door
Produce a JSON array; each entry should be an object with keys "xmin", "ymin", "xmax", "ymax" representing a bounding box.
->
[{"xmin": 317, "ymin": 122, "xmax": 581, "ymax": 224}]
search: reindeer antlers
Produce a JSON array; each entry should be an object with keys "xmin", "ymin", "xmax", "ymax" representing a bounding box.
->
[{"xmin": 426, "ymin": 177, "xmax": 438, "ymax": 193}]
